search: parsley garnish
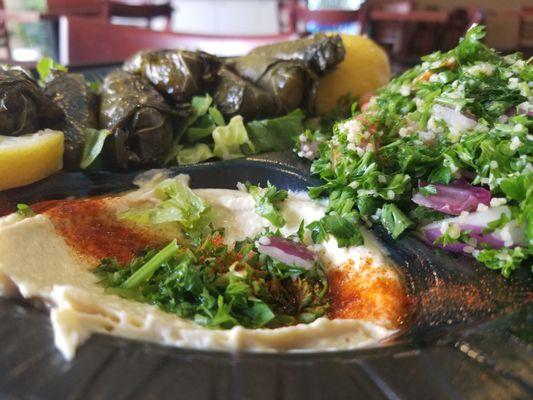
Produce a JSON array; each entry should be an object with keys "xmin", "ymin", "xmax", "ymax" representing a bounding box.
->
[
  {"xmin": 307, "ymin": 214, "xmax": 363, "ymax": 247},
  {"xmin": 94, "ymin": 232, "xmax": 329, "ymax": 329},
  {"xmin": 16, "ymin": 203, "xmax": 35, "ymax": 218},
  {"xmin": 245, "ymin": 182, "xmax": 288, "ymax": 228},
  {"xmin": 380, "ymin": 204, "xmax": 413, "ymax": 239},
  {"xmin": 475, "ymin": 247, "xmax": 532, "ymax": 278},
  {"xmin": 419, "ymin": 185, "xmax": 438, "ymax": 197}
]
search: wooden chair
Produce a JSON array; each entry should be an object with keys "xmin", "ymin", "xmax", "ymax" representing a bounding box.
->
[
  {"xmin": 47, "ymin": 0, "xmax": 107, "ymax": 17},
  {"xmin": 519, "ymin": 6, "xmax": 533, "ymax": 48},
  {"xmin": 367, "ymin": 1, "xmax": 414, "ymax": 57},
  {"xmin": 439, "ymin": 7, "xmax": 485, "ymax": 52},
  {"xmin": 105, "ymin": 1, "xmax": 173, "ymax": 30},
  {"xmin": 58, "ymin": 16, "xmax": 300, "ymax": 65}
]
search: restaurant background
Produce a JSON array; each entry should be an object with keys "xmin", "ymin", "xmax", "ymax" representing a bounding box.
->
[{"xmin": 2, "ymin": 0, "xmax": 533, "ymax": 65}]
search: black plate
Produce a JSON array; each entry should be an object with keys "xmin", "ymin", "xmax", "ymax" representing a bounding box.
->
[{"xmin": 0, "ymin": 151, "xmax": 531, "ymax": 399}]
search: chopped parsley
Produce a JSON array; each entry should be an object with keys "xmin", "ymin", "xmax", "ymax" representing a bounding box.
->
[
  {"xmin": 475, "ymin": 247, "xmax": 532, "ymax": 278},
  {"xmin": 307, "ymin": 214, "xmax": 363, "ymax": 247},
  {"xmin": 380, "ymin": 204, "xmax": 413, "ymax": 239},
  {"xmin": 94, "ymin": 231, "xmax": 329, "ymax": 329},
  {"xmin": 245, "ymin": 181, "xmax": 288, "ymax": 228},
  {"xmin": 16, "ymin": 203, "xmax": 35, "ymax": 218},
  {"xmin": 419, "ymin": 184, "xmax": 437, "ymax": 196}
]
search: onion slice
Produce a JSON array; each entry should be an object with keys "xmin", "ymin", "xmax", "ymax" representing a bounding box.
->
[
  {"xmin": 420, "ymin": 206, "xmax": 526, "ymax": 253},
  {"xmin": 412, "ymin": 180, "xmax": 491, "ymax": 215},
  {"xmin": 506, "ymin": 101, "xmax": 533, "ymax": 117},
  {"xmin": 256, "ymin": 236, "xmax": 316, "ymax": 270}
]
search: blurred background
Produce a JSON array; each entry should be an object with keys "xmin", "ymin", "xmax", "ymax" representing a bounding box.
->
[{"xmin": 1, "ymin": 0, "xmax": 532, "ymax": 69}]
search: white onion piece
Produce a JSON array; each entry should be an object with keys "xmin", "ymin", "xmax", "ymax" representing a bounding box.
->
[{"xmin": 432, "ymin": 104, "xmax": 477, "ymax": 133}]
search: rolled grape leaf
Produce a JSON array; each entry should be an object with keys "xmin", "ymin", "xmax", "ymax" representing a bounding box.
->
[
  {"xmin": 123, "ymin": 49, "xmax": 221, "ymax": 104},
  {"xmin": 0, "ymin": 65, "xmax": 63, "ymax": 136},
  {"xmin": 228, "ymin": 55, "xmax": 317, "ymax": 116},
  {"xmin": 247, "ymin": 33, "xmax": 345, "ymax": 76},
  {"xmin": 100, "ymin": 70, "xmax": 178, "ymax": 170},
  {"xmin": 213, "ymin": 66, "xmax": 278, "ymax": 120},
  {"xmin": 44, "ymin": 71, "xmax": 99, "ymax": 170}
]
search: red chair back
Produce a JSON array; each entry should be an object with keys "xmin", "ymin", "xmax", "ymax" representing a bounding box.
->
[
  {"xmin": 107, "ymin": 1, "xmax": 172, "ymax": 19},
  {"xmin": 367, "ymin": 1, "xmax": 414, "ymax": 57},
  {"xmin": 106, "ymin": 0, "xmax": 173, "ymax": 30},
  {"xmin": 519, "ymin": 6, "xmax": 533, "ymax": 46},
  {"xmin": 47, "ymin": 0, "xmax": 105, "ymax": 16},
  {"xmin": 59, "ymin": 16, "xmax": 300, "ymax": 65}
]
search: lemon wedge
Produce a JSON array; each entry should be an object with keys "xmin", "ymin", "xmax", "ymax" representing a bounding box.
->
[
  {"xmin": 0, "ymin": 130, "xmax": 64, "ymax": 191},
  {"xmin": 316, "ymin": 34, "xmax": 391, "ymax": 114}
]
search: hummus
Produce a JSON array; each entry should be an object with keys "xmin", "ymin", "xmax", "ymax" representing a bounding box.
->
[{"xmin": 0, "ymin": 174, "xmax": 407, "ymax": 360}]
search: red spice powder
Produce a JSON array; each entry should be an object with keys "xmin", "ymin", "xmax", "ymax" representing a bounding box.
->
[
  {"xmin": 327, "ymin": 258, "xmax": 408, "ymax": 329},
  {"xmin": 41, "ymin": 198, "xmax": 160, "ymax": 264}
]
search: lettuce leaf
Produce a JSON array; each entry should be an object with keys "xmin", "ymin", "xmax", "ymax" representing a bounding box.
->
[
  {"xmin": 184, "ymin": 95, "xmax": 226, "ymax": 144},
  {"xmin": 119, "ymin": 177, "xmax": 212, "ymax": 237},
  {"xmin": 36, "ymin": 57, "xmax": 67, "ymax": 86},
  {"xmin": 177, "ymin": 143, "xmax": 215, "ymax": 165},
  {"xmin": 246, "ymin": 109, "xmax": 305, "ymax": 153},
  {"xmin": 80, "ymin": 128, "xmax": 111, "ymax": 169},
  {"xmin": 213, "ymin": 116, "xmax": 255, "ymax": 160}
]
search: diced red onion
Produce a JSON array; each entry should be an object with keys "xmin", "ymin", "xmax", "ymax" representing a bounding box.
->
[
  {"xmin": 412, "ymin": 180, "xmax": 491, "ymax": 215},
  {"xmin": 506, "ymin": 101, "xmax": 533, "ymax": 117},
  {"xmin": 420, "ymin": 206, "xmax": 526, "ymax": 253},
  {"xmin": 256, "ymin": 236, "xmax": 316, "ymax": 270}
]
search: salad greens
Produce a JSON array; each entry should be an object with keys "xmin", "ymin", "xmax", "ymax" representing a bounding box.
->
[
  {"xmin": 80, "ymin": 128, "xmax": 111, "ymax": 169},
  {"xmin": 36, "ymin": 56, "xmax": 67, "ymax": 86},
  {"xmin": 308, "ymin": 26, "xmax": 532, "ymax": 276},
  {"xmin": 168, "ymin": 94, "xmax": 305, "ymax": 165},
  {"xmin": 213, "ymin": 116, "xmax": 255, "ymax": 159},
  {"xmin": 247, "ymin": 109, "xmax": 305, "ymax": 154},
  {"xmin": 118, "ymin": 177, "xmax": 212, "ymax": 242},
  {"xmin": 94, "ymin": 231, "xmax": 329, "ymax": 329}
]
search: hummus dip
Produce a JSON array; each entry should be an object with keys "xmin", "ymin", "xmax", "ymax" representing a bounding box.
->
[{"xmin": 0, "ymin": 174, "xmax": 407, "ymax": 360}]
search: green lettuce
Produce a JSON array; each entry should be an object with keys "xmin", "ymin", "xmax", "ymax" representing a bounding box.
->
[
  {"xmin": 36, "ymin": 57, "xmax": 67, "ymax": 85},
  {"xmin": 119, "ymin": 177, "xmax": 212, "ymax": 237},
  {"xmin": 80, "ymin": 128, "xmax": 111, "ymax": 169},
  {"xmin": 213, "ymin": 116, "xmax": 255, "ymax": 160},
  {"xmin": 177, "ymin": 143, "xmax": 215, "ymax": 165},
  {"xmin": 246, "ymin": 109, "xmax": 305, "ymax": 153}
]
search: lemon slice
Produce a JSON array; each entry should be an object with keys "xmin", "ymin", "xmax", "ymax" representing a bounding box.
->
[
  {"xmin": 0, "ymin": 130, "xmax": 64, "ymax": 191},
  {"xmin": 316, "ymin": 34, "xmax": 391, "ymax": 114}
]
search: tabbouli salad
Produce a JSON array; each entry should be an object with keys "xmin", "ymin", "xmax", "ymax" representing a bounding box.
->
[{"xmin": 301, "ymin": 26, "xmax": 532, "ymax": 277}]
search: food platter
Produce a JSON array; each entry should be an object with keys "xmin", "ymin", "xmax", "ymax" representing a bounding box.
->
[
  {"xmin": 0, "ymin": 27, "xmax": 532, "ymax": 399},
  {"xmin": 0, "ymin": 151, "xmax": 531, "ymax": 399}
]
